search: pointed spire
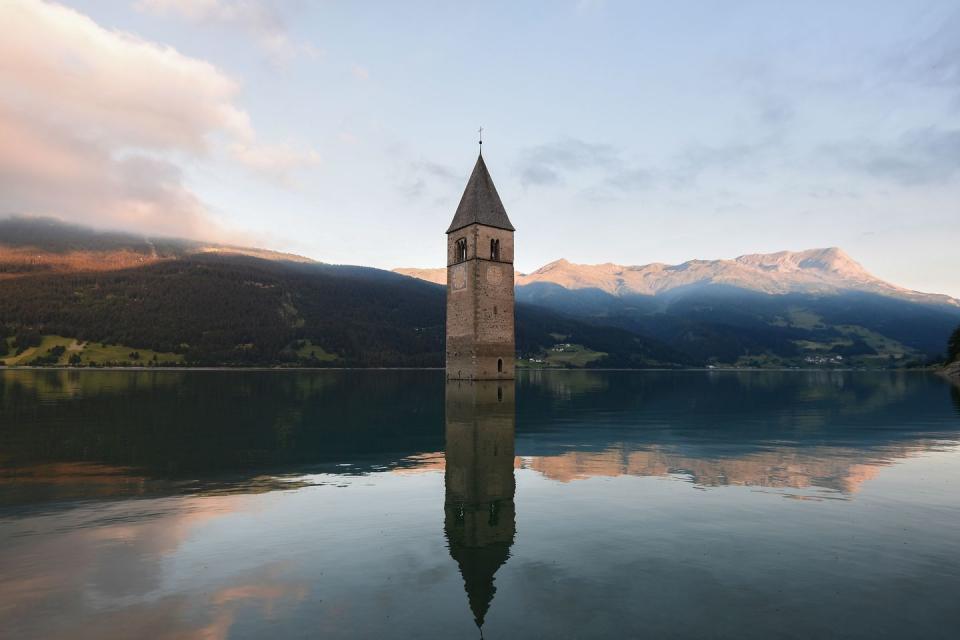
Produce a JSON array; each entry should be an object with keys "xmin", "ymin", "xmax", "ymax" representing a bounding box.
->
[
  {"xmin": 445, "ymin": 508, "xmax": 514, "ymax": 629},
  {"xmin": 446, "ymin": 154, "xmax": 515, "ymax": 234}
]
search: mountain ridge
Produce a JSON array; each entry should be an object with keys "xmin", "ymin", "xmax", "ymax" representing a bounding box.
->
[
  {"xmin": 0, "ymin": 216, "xmax": 314, "ymax": 278},
  {"xmin": 395, "ymin": 248, "xmax": 959, "ymax": 308}
]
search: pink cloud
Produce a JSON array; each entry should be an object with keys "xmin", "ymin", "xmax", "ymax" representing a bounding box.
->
[{"xmin": 0, "ymin": 0, "xmax": 317, "ymax": 240}]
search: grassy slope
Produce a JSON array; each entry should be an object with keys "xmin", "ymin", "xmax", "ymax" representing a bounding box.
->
[
  {"xmin": 2, "ymin": 335, "xmax": 183, "ymax": 366},
  {"xmin": 519, "ymin": 343, "xmax": 608, "ymax": 368},
  {"xmin": 291, "ymin": 340, "xmax": 338, "ymax": 363}
]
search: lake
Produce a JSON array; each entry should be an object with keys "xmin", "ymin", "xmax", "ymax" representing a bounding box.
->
[{"xmin": 1, "ymin": 369, "xmax": 959, "ymax": 639}]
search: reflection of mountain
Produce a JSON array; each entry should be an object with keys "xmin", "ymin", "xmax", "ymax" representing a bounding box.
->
[
  {"xmin": 386, "ymin": 370, "xmax": 960, "ymax": 497},
  {"xmin": 444, "ymin": 381, "xmax": 516, "ymax": 630},
  {"xmin": 0, "ymin": 370, "xmax": 447, "ymax": 503},
  {"xmin": 517, "ymin": 370, "xmax": 959, "ymax": 447},
  {"xmin": 510, "ymin": 370, "xmax": 960, "ymax": 496},
  {"xmin": 3, "ymin": 369, "xmax": 959, "ymax": 504},
  {"xmin": 520, "ymin": 446, "xmax": 892, "ymax": 494}
]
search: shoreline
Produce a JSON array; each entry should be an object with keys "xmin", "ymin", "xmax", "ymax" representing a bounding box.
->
[
  {"xmin": 0, "ymin": 365, "xmax": 945, "ymax": 373},
  {"xmin": 936, "ymin": 361, "xmax": 960, "ymax": 384}
]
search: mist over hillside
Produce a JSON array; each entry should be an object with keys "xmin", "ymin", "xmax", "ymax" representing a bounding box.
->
[{"xmin": 0, "ymin": 216, "xmax": 312, "ymax": 278}]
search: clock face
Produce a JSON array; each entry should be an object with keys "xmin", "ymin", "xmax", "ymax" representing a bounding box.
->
[
  {"xmin": 486, "ymin": 265, "xmax": 502, "ymax": 285},
  {"xmin": 451, "ymin": 264, "xmax": 467, "ymax": 291}
]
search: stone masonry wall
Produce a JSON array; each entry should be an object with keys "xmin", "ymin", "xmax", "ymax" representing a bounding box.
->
[{"xmin": 446, "ymin": 224, "xmax": 515, "ymax": 380}]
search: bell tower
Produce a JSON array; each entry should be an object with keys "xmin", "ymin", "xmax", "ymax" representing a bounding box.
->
[{"xmin": 446, "ymin": 153, "xmax": 515, "ymax": 380}]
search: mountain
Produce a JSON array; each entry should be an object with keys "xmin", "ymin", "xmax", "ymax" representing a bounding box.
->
[
  {"xmin": 3, "ymin": 216, "xmax": 955, "ymax": 369},
  {"xmin": 519, "ymin": 249, "xmax": 958, "ymax": 308},
  {"xmin": 399, "ymin": 248, "xmax": 958, "ymax": 308},
  {"xmin": 393, "ymin": 267, "xmax": 447, "ymax": 285},
  {"xmin": 0, "ymin": 217, "xmax": 684, "ymax": 368},
  {"xmin": 0, "ymin": 215, "xmax": 312, "ymax": 278},
  {"xmin": 396, "ymin": 249, "xmax": 960, "ymax": 366}
]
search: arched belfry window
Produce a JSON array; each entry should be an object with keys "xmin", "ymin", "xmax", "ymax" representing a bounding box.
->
[
  {"xmin": 490, "ymin": 238, "xmax": 500, "ymax": 261},
  {"xmin": 456, "ymin": 238, "xmax": 467, "ymax": 262}
]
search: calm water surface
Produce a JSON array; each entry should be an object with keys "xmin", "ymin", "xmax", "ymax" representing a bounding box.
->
[{"xmin": 1, "ymin": 369, "xmax": 959, "ymax": 639}]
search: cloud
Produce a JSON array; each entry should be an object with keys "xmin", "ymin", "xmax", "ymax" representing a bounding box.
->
[
  {"xmin": 669, "ymin": 137, "xmax": 778, "ymax": 187},
  {"xmin": 136, "ymin": 0, "xmax": 318, "ymax": 62},
  {"xmin": 604, "ymin": 167, "xmax": 655, "ymax": 191},
  {"xmin": 398, "ymin": 159, "xmax": 461, "ymax": 202},
  {"xmin": 3, "ymin": 1, "xmax": 253, "ymax": 149},
  {"xmin": 518, "ymin": 138, "xmax": 621, "ymax": 187},
  {"xmin": 415, "ymin": 160, "xmax": 459, "ymax": 183},
  {"xmin": 0, "ymin": 0, "xmax": 316, "ymax": 239},
  {"xmin": 230, "ymin": 142, "xmax": 321, "ymax": 184},
  {"xmin": 350, "ymin": 64, "xmax": 371, "ymax": 81},
  {"xmin": 519, "ymin": 135, "xmax": 778, "ymax": 195},
  {"xmin": 887, "ymin": 10, "xmax": 960, "ymax": 100},
  {"xmin": 831, "ymin": 127, "xmax": 960, "ymax": 186}
]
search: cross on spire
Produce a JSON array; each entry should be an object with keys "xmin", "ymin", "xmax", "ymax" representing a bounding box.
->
[{"xmin": 478, "ymin": 126, "xmax": 483, "ymax": 155}]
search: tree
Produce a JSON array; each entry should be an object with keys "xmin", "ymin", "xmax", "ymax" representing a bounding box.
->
[
  {"xmin": 948, "ymin": 325, "xmax": 960, "ymax": 363},
  {"xmin": 13, "ymin": 330, "xmax": 42, "ymax": 355}
]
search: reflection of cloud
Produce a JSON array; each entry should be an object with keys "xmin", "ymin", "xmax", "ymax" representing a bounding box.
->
[
  {"xmin": 57, "ymin": 567, "xmax": 307, "ymax": 640},
  {"xmin": 0, "ymin": 493, "xmax": 308, "ymax": 639}
]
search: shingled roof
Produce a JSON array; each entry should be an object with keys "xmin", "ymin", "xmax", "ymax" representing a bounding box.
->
[{"xmin": 446, "ymin": 154, "xmax": 515, "ymax": 234}]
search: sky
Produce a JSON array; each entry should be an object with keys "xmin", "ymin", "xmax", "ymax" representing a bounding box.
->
[{"xmin": 1, "ymin": 1, "xmax": 959, "ymax": 296}]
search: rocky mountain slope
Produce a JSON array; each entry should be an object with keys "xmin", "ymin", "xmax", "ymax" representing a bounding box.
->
[{"xmin": 397, "ymin": 248, "xmax": 959, "ymax": 308}]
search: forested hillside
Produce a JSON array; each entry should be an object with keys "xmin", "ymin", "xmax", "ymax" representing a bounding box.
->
[{"xmin": 0, "ymin": 245, "xmax": 686, "ymax": 367}]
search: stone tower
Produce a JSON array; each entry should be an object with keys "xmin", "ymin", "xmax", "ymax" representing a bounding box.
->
[{"xmin": 446, "ymin": 154, "xmax": 515, "ymax": 380}]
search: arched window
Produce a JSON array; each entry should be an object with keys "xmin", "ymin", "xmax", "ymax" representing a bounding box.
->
[
  {"xmin": 490, "ymin": 238, "xmax": 500, "ymax": 261},
  {"xmin": 456, "ymin": 238, "xmax": 467, "ymax": 262},
  {"xmin": 497, "ymin": 358, "xmax": 503, "ymax": 373}
]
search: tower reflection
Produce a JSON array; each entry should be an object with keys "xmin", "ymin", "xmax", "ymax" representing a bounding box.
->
[{"xmin": 444, "ymin": 381, "xmax": 516, "ymax": 632}]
